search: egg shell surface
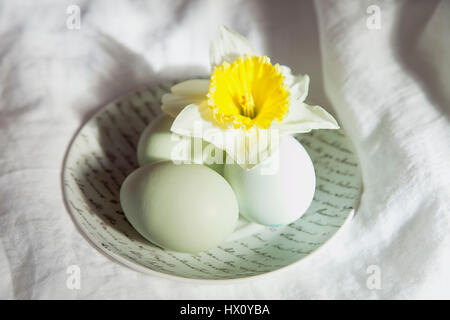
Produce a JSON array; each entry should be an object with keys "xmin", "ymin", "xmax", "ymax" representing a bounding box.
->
[
  {"xmin": 223, "ymin": 135, "xmax": 316, "ymax": 226},
  {"xmin": 137, "ymin": 114, "xmax": 224, "ymax": 174},
  {"xmin": 120, "ymin": 162, "xmax": 239, "ymax": 253}
]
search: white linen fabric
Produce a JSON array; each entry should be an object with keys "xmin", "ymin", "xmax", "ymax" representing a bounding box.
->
[{"xmin": 0, "ymin": 0, "xmax": 449, "ymax": 299}]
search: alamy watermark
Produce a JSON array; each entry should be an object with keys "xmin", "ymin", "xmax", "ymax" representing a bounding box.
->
[
  {"xmin": 66, "ymin": 5, "xmax": 81, "ymax": 30},
  {"xmin": 66, "ymin": 265, "xmax": 81, "ymax": 290},
  {"xmin": 366, "ymin": 264, "xmax": 381, "ymax": 290},
  {"xmin": 366, "ymin": 5, "xmax": 381, "ymax": 30},
  {"xmin": 169, "ymin": 121, "xmax": 281, "ymax": 175}
]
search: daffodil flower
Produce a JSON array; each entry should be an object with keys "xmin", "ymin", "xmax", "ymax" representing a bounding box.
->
[{"xmin": 161, "ymin": 26, "xmax": 339, "ymax": 170}]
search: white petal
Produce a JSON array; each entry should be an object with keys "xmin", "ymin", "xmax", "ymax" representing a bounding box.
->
[
  {"xmin": 161, "ymin": 79, "xmax": 209, "ymax": 117},
  {"xmin": 161, "ymin": 93, "xmax": 200, "ymax": 117},
  {"xmin": 170, "ymin": 103, "xmax": 212, "ymax": 138},
  {"xmin": 171, "ymin": 103, "xmax": 278, "ymax": 170},
  {"xmin": 209, "ymin": 26, "xmax": 257, "ymax": 69},
  {"xmin": 171, "ymin": 79, "xmax": 209, "ymax": 98},
  {"xmin": 280, "ymin": 65, "xmax": 310, "ymax": 102},
  {"xmin": 279, "ymin": 101, "xmax": 340, "ymax": 135},
  {"xmin": 289, "ymin": 74, "xmax": 310, "ymax": 102}
]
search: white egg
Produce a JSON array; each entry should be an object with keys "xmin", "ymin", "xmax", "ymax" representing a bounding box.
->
[
  {"xmin": 120, "ymin": 162, "xmax": 239, "ymax": 253},
  {"xmin": 223, "ymin": 135, "xmax": 315, "ymax": 226},
  {"xmin": 137, "ymin": 114, "xmax": 224, "ymax": 174}
]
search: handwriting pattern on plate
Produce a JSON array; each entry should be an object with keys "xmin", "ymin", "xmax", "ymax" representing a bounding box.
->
[{"xmin": 62, "ymin": 81, "xmax": 362, "ymax": 280}]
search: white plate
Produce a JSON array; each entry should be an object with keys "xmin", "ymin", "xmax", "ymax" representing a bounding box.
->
[{"xmin": 62, "ymin": 81, "xmax": 362, "ymax": 282}]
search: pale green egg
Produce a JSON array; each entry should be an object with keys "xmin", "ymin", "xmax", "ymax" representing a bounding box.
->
[
  {"xmin": 120, "ymin": 162, "xmax": 239, "ymax": 254},
  {"xmin": 137, "ymin": 114, "xmax": 224, "ymax": 174},
  {"xmin": 224, "ymin": 135, "xmax": 316, "ymax": 226}
]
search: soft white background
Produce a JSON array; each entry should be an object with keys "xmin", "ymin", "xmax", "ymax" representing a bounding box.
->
[{"xmin": 0, "ymin": 0, "xmax": 449, "ymax": 299}]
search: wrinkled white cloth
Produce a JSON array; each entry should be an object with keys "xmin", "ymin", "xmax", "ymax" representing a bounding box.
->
[{"xmin": 0, "ymin": 0, "xmax": 449, "ymax": 299}]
